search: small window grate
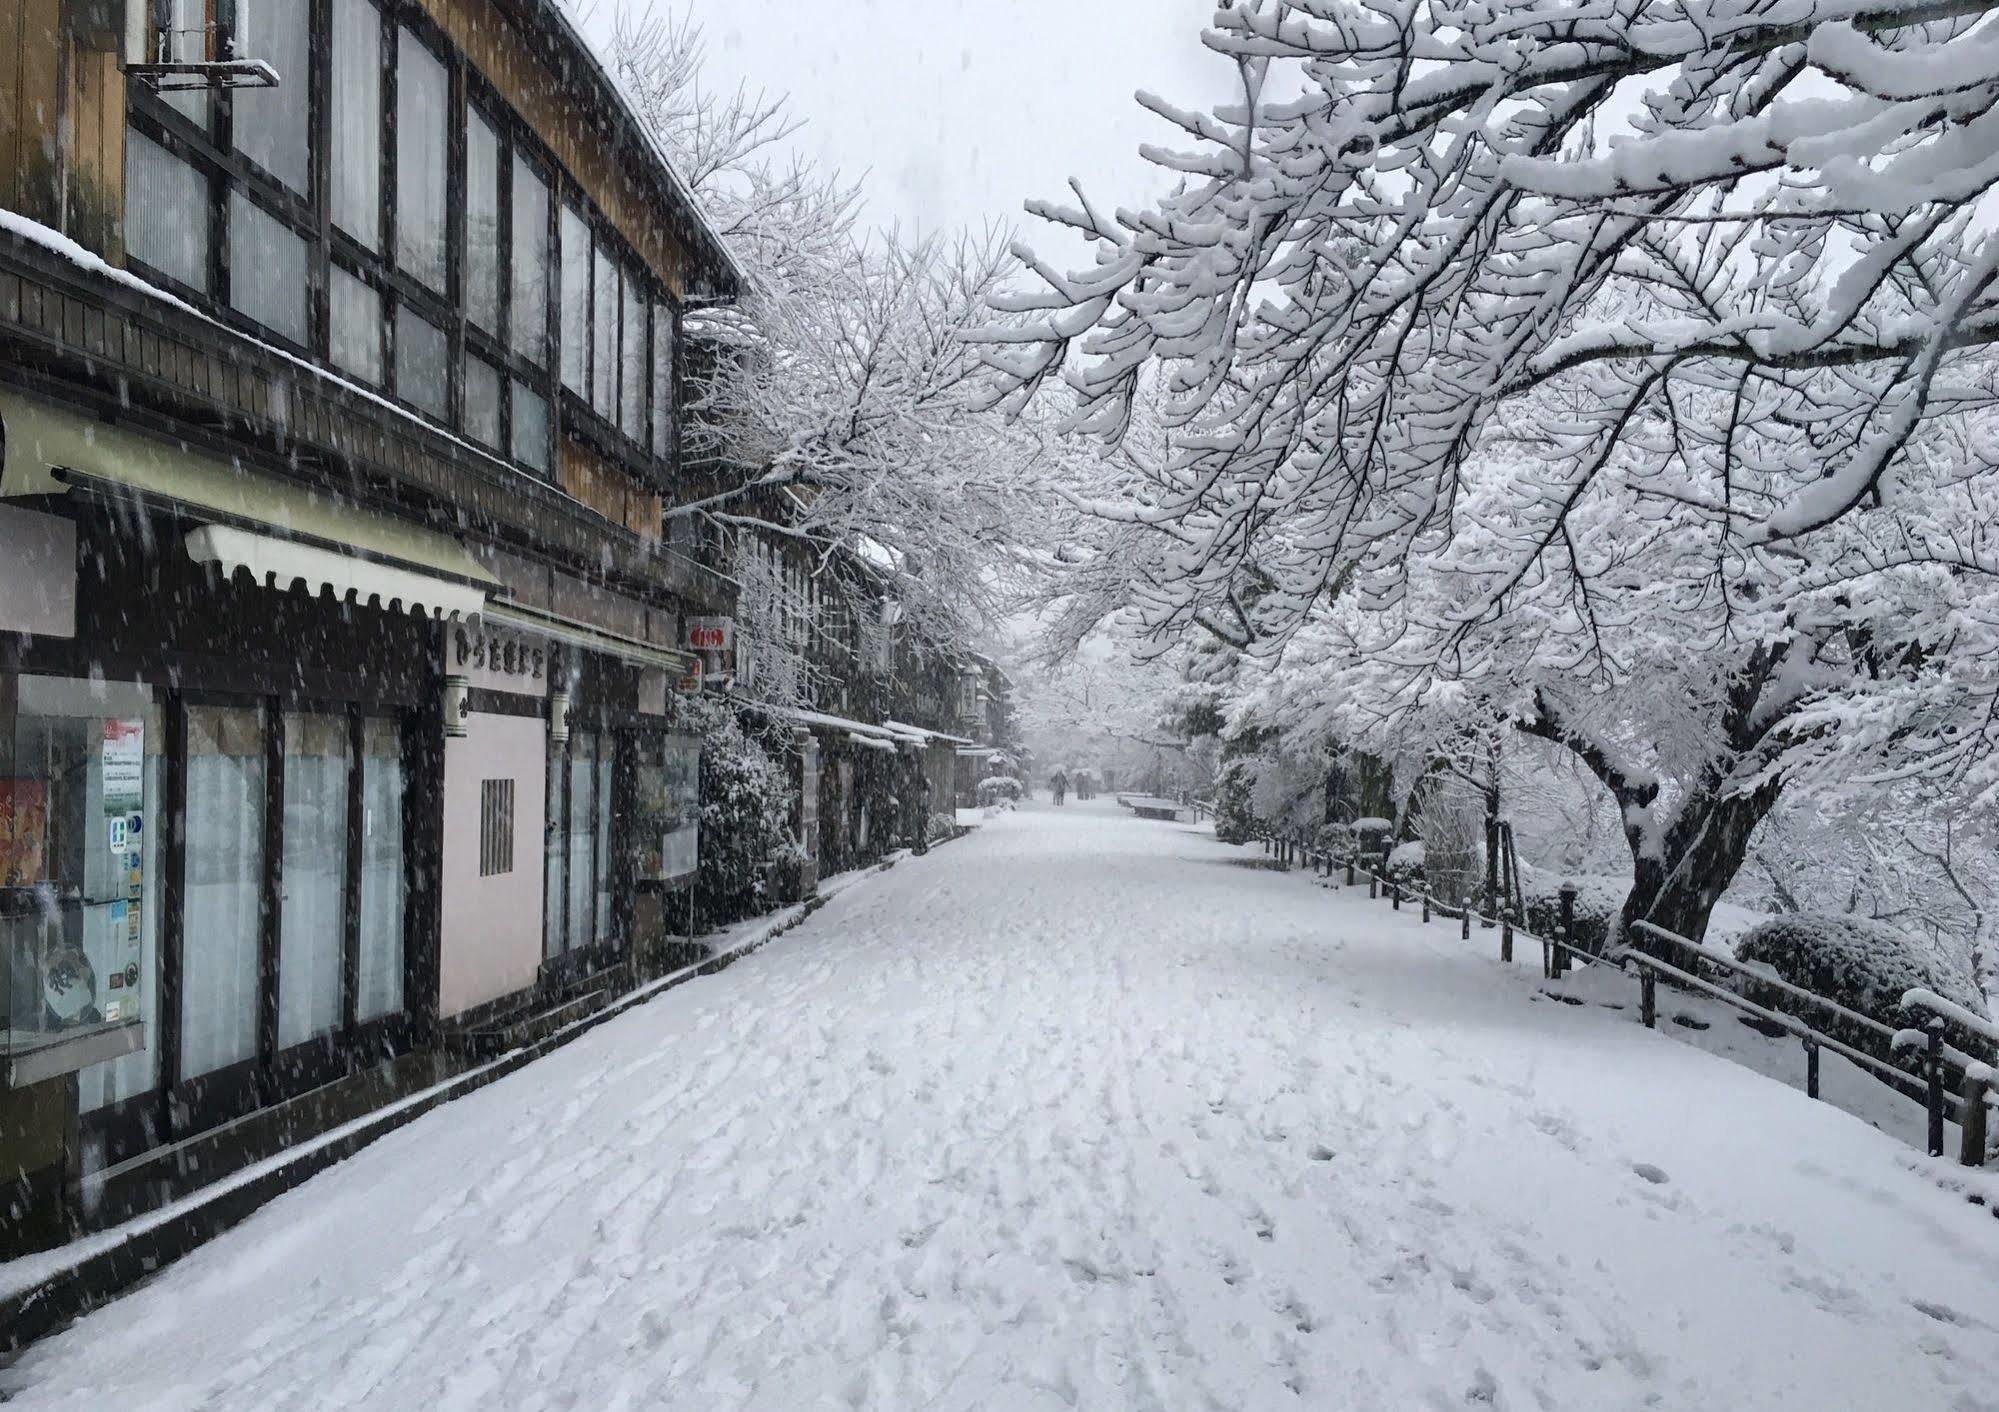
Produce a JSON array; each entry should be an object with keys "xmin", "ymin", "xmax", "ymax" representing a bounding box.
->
[{"xmin": 480, "ymin": 777, "xmax": 515, "ymax": 877}]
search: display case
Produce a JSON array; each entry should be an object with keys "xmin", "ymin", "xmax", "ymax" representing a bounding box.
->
[
  {"xmin": 1, "ymin": 676, "xmax": 155, "ymax": 1086},
  {"xmin": 632, "ymin": 733, "xmax": 701, "ymax": 885}
]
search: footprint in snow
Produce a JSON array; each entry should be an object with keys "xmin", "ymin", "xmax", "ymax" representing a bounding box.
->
[{"xmin": 1631, "ymin": 1162, "xmax": 1670, "ymax": 1185}]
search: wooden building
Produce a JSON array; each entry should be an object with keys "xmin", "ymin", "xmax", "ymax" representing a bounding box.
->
[{"xmin": 0, "ymin": 0, "xmax": 737, "ymax": 1252}]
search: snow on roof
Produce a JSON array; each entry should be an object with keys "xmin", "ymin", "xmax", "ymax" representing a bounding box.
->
[
  {"xmin": 853, "ymin": 535, "xmax": 904, "ymax": 575},
  {"xmin": 883, "ymin": 719, "xmax": 973, "ymax": 746},
  {"xmin": 537, "ymin": 2, "xmax": 743, "ymax": 299}
]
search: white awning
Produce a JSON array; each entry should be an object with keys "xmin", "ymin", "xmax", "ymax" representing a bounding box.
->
[
  {"xmin": 185, "ymin": 524, "xmax": 486, "ymax": 619},
  {"xmin": 479, "ymin": 599, "xmax": 697, "ymax": 675}
]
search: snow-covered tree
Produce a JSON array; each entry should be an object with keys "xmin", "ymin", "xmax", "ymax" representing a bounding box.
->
[
  {"xmin": 611, "ymin": 11, "xmax": 1052, "ymax": 649},
  {"xmin": 979, "ymin": 0, "xmax": 1999, "ymax": 945}
]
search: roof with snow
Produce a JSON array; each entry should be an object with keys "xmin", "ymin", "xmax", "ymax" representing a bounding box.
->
[{"xmin": 508, "ymin": 0, "xmax": 744, "ymax": 302}]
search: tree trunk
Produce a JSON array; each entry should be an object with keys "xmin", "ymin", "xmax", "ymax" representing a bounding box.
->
[{"xmin": 1617, "ymin": 781, "xmax": 1783, "ymax": 950}]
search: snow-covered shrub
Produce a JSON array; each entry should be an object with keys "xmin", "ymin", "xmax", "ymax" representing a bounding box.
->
[
  {"xmin": 1522, "ymin": 874, "xmax": 1625, "ymax": 955},
  {"xmin": 926, "ymin": 811, "xmax": 960, "ymax": 845},
  {"xmin": 1734, "ymin": 914, "xmax": 1992, "ymax": 1066},
  {"xmin": 977, "ymin": 776, "xmax": 1022, "ymax": 809},
  {"xmin": 1386, "ymin": 841, "xmax": 1427, "ymax": 880},
  {"xmin": 685, "ymin": 702, "xmax": 797, "ymax": 927},
  {"xmin": 1213, "ymin": 759, "xmax": 1258, "ymax": 845}
]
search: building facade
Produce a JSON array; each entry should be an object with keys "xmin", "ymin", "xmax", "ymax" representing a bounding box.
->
[{"xmin": 1, "ymin": 0, "xmax": 736, "ymax": 1251}]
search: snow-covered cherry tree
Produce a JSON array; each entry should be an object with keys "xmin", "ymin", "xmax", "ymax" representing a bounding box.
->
[{"xmin": 978, "ymin": 0, "xmax": 1999, "ymax": 945}]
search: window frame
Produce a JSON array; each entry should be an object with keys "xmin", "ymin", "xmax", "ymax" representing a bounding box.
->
[{"xmin": 121, "ymin": 0, "xmax": 679, "ymax": 493}]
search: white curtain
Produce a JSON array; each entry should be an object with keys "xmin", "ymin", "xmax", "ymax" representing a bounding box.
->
[
  {"xmin": 277, "ymin": 713, "xmax": 347, "ymax": 1049},
  {"xmin": 179, "ymin": 706, "xmax": 265, "ymax": 1080}
]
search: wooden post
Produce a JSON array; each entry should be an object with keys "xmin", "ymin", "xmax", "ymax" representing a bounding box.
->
[
  {"xmin": 1422, "ymin": 893, "xmax": 1431, "ymax": 924},
  {"xmin": 1555, "ymin": 884, "xmax": 1578, "ymax": 978},
  {"xmin": 1392, "ymin": 875, "xmax": 1402, "ymax": 910},
  {"xmin": 1803, "ymin": 1039, "xmax": 1820, "ymax": 1099},
  {"xmin": 1500, "ymin": 913, "xmax": 1513, "ymax": 964},
  {"xmin": 1640, "ymin": 969, "xmax": 1656, "ymax": 1028},
  {"xmin": 1460, "ymin": 906, "xmax": 1470, "ymax": 942},
  {"xmin": 1368, "ymin": 872, "xmax": 1378, "ymax": 900},
  {"xmin": 1927, "ymin": 1021, "xmax": 1947, "ymax": 1158},
  {"xmin": 1483, "ymin": 816, "xmax": 1500, "ymax": 929},
  {"xmin": 1345, "ymin": 857, "xmax": 1355, "ymax": 888},
  {"xmin": 1961, "ymin": 1073, "xmax": 1988, "ymax": 1167}
]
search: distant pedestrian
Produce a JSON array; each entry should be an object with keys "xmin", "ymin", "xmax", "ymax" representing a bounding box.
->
[{"xmin": 1050, "ymin": 769, "xmax": 1068, "ymax": 805}]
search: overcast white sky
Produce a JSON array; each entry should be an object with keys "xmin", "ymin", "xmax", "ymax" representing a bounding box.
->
[{"xmin": 593, "ymin": 0, "xmax": 1233, "ymax": 258}]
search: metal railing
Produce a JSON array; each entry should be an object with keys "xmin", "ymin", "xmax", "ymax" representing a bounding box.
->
[{"xmin": 1208, "ymin": 818, "xmax": 1998, "ymax": 1167}]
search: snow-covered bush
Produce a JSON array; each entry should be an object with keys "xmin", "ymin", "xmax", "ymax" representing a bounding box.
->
[
  {"xmin": 1734, "ymin": 914, "xmax": 1991, "ymax": 1066},
  {"xmin": 926, "ymin": 812, "xmax": 960, "ymax": 845},
  {"xmin": 977, "ymin": 776, "xmax": 1022, "ymax": 810},
  {"xmin": 1385, "ymin": 841, "xmax": 1426, "ymax": 881},
  {"xmin": 1522, "ymin": 874, "xmax": 1626, "ymax": 956},
  {"xmin": 1212, "ymin": 759, "xmax": 1257, "ymax": 845},
  {"xmin": 684, "ymin": 702, "xmax": 797, "ymax": 927}
]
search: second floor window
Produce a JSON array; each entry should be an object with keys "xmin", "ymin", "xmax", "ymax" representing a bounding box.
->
[
  {"xmin": 395, "ymin": 31, "xmax": 448, "ymax": 293},
  {"xmin": 121, "ymin": 0, "xmax": 679, "ymax": 491},
  {"xmin": 330, "ymin": 0, "xmax": 381, "ymax": 251}
]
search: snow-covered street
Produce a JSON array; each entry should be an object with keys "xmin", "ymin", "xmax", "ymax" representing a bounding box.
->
[{"xmin": 9, "ymin": 803, "xmax": 1999, "ymax": 1410}]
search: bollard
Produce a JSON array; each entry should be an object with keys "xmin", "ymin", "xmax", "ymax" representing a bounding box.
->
[
  {"xmin": 1392, "ymin": 876, "xmax": 1402, "ymax": 910},
  {"xmin": 1422, "ymin": 893, "xmax": 1431, "ymax": 924},
  {"xmin": 1557, "ymin": 884, "xmax": 1579, "ymax": 964},
  {"xmin": 1927, "ymin": 1021, "xmax": 1947, "ymax": 1158},
  {"xmin": 1962, "ymin": 1073, "xmax": 1989, "ymax": 1167},
  {"xmin": 1460, "ymin": 906, "xmax": 1471, "ymax": 942},
  {"xmin": 1368, "ymin": 873, "xmax": 1378, "ymax": 900},
  {"xmin": 1640, "ymin": 969, "xmax": 1656, "ymax": 1028},
  {"xmin": 1345, "ymin": 857, "xmax": 1355, "ymax": 888},
  {"xmin": 1500, "ymin": 913, "xmax": 1513, "ymax": 964},
  {"xmin": 1804, "ymin": 1038, "xmax": 1820, "ymax": 1100}
]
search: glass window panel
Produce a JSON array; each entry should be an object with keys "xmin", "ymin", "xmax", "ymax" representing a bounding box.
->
[
  {"xmin": 329, "ymin": 266, "xmax": 384, "ymax": 385},
  {"xmin": 542, "ymin": 760, "xmax": 565, "ymax": 961},
  {"xmin": 465, "ymin": 111, "xmax": 501, "ymax": 333},
  {"xmin": 228, "ymin": 193, "xmax": 309, "ymax": 345},
  {"xmin": 651, "ymin": 302, "xmax": 674, "ymax": 459},
  {"xmin": 232, "ymin": 0, "xmax": 309, "ymax": 192},
  {"xmin": 510, "ymin": 157, "xmax": 550, "ymax": 366},
  {"xmin": 511, "ymin": 381, "xmax": 550, "ymax": 476},
  {"xmin": 395, "ymin": 305, "xmax": 448, "ymax": 418},
  {"xmin": 620, "ymin": 273, "xmax": 646, "ymax": 441},
  {"xmin": 560, "ymin": 206, "xmax": 589, "ymax": 394},
  {"xmin": 278, "ymin": 713, "xmax": 347, "ymax": 1050},
  {"xmin": 356, "ymin": 718, "xmax": 403, "ymax": 1022},
  {"xmin": 463, "ymin": 354, "xmax": 501, "ymax": 448},
  {"xmin": 592, "ymin": 241, "xmax": 617, "ymax": 417},
  {"xmin": 593, "ymin": 746, "xmax": 613, "ymax": 946},
  {"xmin": 124, "ymin": 130, "xmax": 209, "ymax": 291},
  {"xmin": 566, "ymin": 738, "xmax": 596, "ymax": 951},
  {"xmin": 394, "ymin": 31, "xmax": 448, "ymax": 291},
  {"xmin": 330, "ymin": 0, "xmax": 382, "ymax": 249},
  {"xmin": 180, "ymin": 705, "xmax": 265, "ymax": 1080},
  {"xmin": 76, "ymin": 722, "xmax": 165, "ymax": 1115},
  {"xmin": 4, "ymin": 685, "xmax": 161, "ymax": 1101}
]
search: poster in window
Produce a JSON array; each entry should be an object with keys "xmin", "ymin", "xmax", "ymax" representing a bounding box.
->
[
  {"xmin": 0, "ymin": 780, "xmax": 48, "ymax": 887},
  {"xmin": 101, "ymin": 719, "xmax": 145, "ymax": 815}
]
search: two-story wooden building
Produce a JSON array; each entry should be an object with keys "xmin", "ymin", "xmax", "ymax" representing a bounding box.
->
[{"xmin": 0, "ymin": 0, "xmax": 737, "ymax": 1251}]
